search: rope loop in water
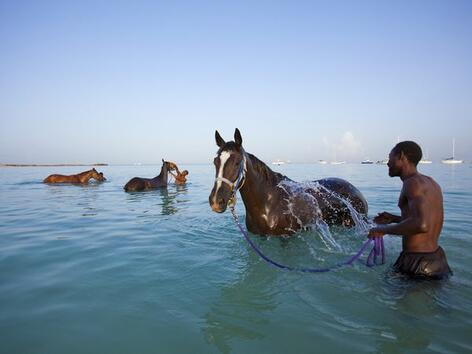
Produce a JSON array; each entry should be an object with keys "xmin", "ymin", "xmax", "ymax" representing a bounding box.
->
[{"xmin": 229, "ymin": 206, "xmax": 385, "ymax": 273}]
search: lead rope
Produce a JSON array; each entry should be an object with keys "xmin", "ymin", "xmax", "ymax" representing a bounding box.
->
[{"xmin": 229, "ymin": 205, "xmax": 385, "ymax": 273}]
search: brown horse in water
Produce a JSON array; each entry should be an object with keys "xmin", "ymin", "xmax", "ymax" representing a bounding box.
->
[
  {"xmin": 124, "ymin": 159, "xmax": 176, "ymax": 192},
  {"xmin": 209, "ymin": 129, "xmax": 368, "ymax": 236},
  {"xmin": 43, "ymin": 168, "xmax": 106, "ymax": 184}
]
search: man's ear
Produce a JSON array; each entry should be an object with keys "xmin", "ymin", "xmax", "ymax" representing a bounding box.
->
[{"xmin": 215, "ymin": 130, "xmax": 225, "ymax": 147}]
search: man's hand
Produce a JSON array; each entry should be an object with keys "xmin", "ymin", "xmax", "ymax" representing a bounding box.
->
[
  {"xmin": 373, "ymin": 212, "xmax": 398, "ymax": 224},
  {"xmin": 368, "ymin": 226, "xmax": 386, "ymax": 239}
]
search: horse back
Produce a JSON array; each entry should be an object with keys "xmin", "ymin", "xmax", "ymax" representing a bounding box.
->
[
  {"xmin": 43, "ymin": 174, "xmax": 80, "ymax": 183},
  {"xmin": 124, "ymin": 177, "xmax": 147, "ymax": 192},
  {"xmin": 316, "ymin": 177, "xmax": 368, "ymax": 215}
]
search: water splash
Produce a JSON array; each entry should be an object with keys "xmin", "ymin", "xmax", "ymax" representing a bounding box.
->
[{"xmin": 277, "ymin": 180, "xmax": 368, "ymax": 251}]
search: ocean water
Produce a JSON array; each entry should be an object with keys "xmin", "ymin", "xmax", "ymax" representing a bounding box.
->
[{"xmin": 0, "ymin": 163, "xmax": 471, "ymax": 354}]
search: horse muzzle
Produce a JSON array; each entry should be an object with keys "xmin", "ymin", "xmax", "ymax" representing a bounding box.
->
[
  {"xmin": 209, "ymin": 196, "xmax": 228, "ymax": 213},
  {"xmin": 209, "ymin": 187, "xmax": 230, "ymax": 213}
]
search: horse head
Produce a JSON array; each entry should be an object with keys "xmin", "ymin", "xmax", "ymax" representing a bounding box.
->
[
  {"xmin": 91, "ymin": 168, "xmax": 106, "ymax": 181},
  {"xmin": 164, "ymin": 160, "xmax": 178, "ymax": 172},
  {"xmin": 209, "ymin": 128, "xmax": 247, "ymax": 213}
]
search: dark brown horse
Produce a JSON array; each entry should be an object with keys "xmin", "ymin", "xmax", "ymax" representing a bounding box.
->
[
  {"xmin": 43, "ymin": 168, "xmax": 106, "ymax": 184},
  {"xmin": 209, "ymin": 129, "xmax": 368, "ymax": 236},
  {"xmin": 124, "ymin": 159, "xmax": 175, "ymax": 192}
]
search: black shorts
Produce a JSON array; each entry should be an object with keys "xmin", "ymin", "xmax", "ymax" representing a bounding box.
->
[{"xmin": 393, "ymin": 246, "xmax": 453, "ymax": 280}]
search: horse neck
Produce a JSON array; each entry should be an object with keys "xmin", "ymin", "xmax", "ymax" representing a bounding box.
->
[
  {"xmin": 78, "ymin": 170, "xmax": 93, "ymax": 182},
  {"xmin": 239, "ymin": 153, "xmax": 286, "ymax": 209},
  {"xmin": 155, "ymin": 164, "xmax": 168, "ymax": 182}
]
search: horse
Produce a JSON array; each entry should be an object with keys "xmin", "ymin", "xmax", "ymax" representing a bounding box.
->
[
  {"xmin": 43, "ymin": 168, "xmax": 106, "ymax": 184},
  {"xmin": 209, "ymin": 129, "xmax": 368, "ymax": 236},
  {"xmin": 124, "ymin": 159, "xmax": 175, "ymax": 192}
]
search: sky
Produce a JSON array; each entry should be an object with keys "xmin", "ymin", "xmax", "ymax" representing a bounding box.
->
[{"xmin": 0, "ymin": 0, "xmax": 471, "ymax": 164}]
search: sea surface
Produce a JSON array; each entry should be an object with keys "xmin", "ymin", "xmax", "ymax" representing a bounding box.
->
[{"xmin": 1, "ymin": 163, "xmax": 471, "ymax": 354}]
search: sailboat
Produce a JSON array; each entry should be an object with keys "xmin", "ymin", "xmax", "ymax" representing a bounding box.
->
[
  {"xmin": 272, "ymin": 159, "xmax": 286, "ymax": 166},
  {"xmin": 330, "ymin": 150, "xmax": 346, "ymax": 165},
  {"xmin": 419, "ymin": 150, "xmax": 432, "ymax": 164},
  {"xmin": 441, "ymin": 139, "xmax": 463, "ymax": 164}
]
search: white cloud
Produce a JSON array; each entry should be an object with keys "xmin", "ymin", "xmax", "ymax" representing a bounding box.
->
[{"xmin": 322, "ymin": 132, "xmax": 363, "ymax": 161}]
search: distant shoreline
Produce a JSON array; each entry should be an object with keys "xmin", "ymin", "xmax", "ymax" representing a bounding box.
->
[{"xmin": 0, "ymin": 163, "xmax": 108, "ymax": 167}]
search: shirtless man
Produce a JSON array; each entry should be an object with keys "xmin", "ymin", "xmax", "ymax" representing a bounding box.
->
[
  {"xmin": 166, "ymin": 162, "xmax": 188, "ymax": 185},
  {"xmin": 368, "ymin": 141, "xmax": 452, "ymax": 279},
  {"xmin": 170, "ymin": 169, "xmax": 188, "ymax": 185}
]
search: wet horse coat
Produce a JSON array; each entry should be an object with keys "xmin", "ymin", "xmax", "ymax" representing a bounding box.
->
[
  {"xmin": 43, "ymin": 168, "xmax": 106, "ymax": 184},
  {"xmin": 124, "ymin": 160, "xmax": 173, "ymax": 192},
  {"xmin": 209, "ymin": 129, "xmax": 368, "ymax": 236}
]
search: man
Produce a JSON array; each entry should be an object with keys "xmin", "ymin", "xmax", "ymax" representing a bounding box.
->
[
  {"xmin": 170, "ymin": 168, "xmax": 188, "ymax": 185},
  {"xmin": 369, "ymin": 141, "xmax": 452, "ymax": 279}
]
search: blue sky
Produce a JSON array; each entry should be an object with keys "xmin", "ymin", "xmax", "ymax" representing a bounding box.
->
[{"xmin": 1, "ymin": 0, "xmax": 471, "ymax": 164}]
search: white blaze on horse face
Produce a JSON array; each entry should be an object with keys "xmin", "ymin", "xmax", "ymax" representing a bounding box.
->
[{"xmin": 213, "ymin": 151, "xmax": 232, "ymax": 204}]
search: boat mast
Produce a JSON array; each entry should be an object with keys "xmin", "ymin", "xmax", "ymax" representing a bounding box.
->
[{"xmin": 452, "ymin": 138, "xmax": 455, "ymax": 159}]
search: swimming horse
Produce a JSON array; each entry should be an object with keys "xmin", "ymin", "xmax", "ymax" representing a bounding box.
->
[
  {"xmin": 124, "ymin": 159, "xmax": 176, "ymax": 192},
  {"xmin": 209, "ymin": 129, "xmax": 368, "ymax": 236},
  {"xmin": 43, "ymin": 168, "xmax": 106, "ymax": 184}
]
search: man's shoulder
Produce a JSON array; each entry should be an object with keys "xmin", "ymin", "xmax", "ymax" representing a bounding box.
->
[{"xmin": 404, "ymin": 174, "xmax": 440, "ymax": 195}]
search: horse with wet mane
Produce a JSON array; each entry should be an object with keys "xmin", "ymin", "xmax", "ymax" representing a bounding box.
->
[
  {"xmin": 124, "ymin": 159, "xmax": 176, "ymax": 192},
  {"xmin": 43, "ymin": 168, "xmax": 106, "ymax": 184},
  {"xmin": 209, "ymin": 129, "xmax": 368, "ymax": 236}
]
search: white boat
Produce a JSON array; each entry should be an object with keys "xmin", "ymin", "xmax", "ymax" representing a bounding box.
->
[
  {"xmin": 441, "ymin": 139, "xmax": 463, "ymax": 164},
  {"xmin": 376, "ymin": 159, "xmax": 388, "ymax": 165},
  {"xmin": 441, "ymin": 158, "xmax": 463, "ymax": 164},
  {"xmin": 318, "ymin": 160, "xmax": 328, "ymax": 164},
  {"xmin": 361, "ymin": 159, "xmax": 374, "ymax": 164},
  {"xmin": 330, "ymin": 151, "xmax": 345, "ymax": 165},
  {"xmin": 272, "ymin": 159, "xmax": 286, "ymax": 166},
  {"xmin": 419, "ymin": 150, "xmax": 433, "ymax": 164}
]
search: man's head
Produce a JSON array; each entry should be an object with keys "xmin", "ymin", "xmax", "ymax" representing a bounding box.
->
[
  {"xmin": 388, "ymin": 141, "xmax": 422, "ymax": 177},
  {"xmin": 181, "ymin": 170, "xmax": 189, "ymax": 176}
]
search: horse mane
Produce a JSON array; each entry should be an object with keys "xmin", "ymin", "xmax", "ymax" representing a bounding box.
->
[
  {"xmin": 246, "ymin": 152, "xmax": 287, "ymax": 186},
  {"xmin": 155, "ymin": 161, "xmax": 167, "ymax": 179},
  {"xmin": 78, "ymin": 169, "xmax": 94, "ymax": 176}
]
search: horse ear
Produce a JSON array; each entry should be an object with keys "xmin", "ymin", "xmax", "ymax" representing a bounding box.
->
[
  {"xmin": 162, "ymin": 158, "xmax": 165, "ymax": 163},
  {"xmin": 234, "ymin": 128, "xmax": 242, "ymax": 146},
  {"xmin": 215, "ymin": 130, "xmax": 225, "ymax": 147}
]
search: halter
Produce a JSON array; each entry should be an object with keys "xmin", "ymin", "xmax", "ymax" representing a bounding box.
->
[{"xmin": 214, "ymin": 152, "xmax": 247, "ymax": 207}]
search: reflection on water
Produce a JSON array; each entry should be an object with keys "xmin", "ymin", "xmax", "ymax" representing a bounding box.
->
[
  {"xmin": 125, "ymin": 185, "xmax": 189, "ymax": 217},
  {"xmin": 44, "ymin": 182, "xmax": 106, "ymax": 217}
]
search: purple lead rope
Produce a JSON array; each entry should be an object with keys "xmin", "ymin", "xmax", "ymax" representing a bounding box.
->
[{"xmin": 230, "ymin": 207, "xmax": 384, "ymax": 273}]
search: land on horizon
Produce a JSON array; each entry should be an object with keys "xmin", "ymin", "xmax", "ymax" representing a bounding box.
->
[{"xmin": 0, "ymin": 163, "xmax": 108, "ymax": 167}]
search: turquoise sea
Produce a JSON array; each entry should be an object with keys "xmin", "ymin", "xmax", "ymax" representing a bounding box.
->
[{"xmin": 1, "ymin": 163, "xmax": 471, "ymax": 354}]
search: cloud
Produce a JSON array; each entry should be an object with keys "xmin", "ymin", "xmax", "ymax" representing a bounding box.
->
[
  {"xmin": 340, "ymin": 131, "xmax": 361, "ymax": 153},
  {"xmin": 322, "ymin": 131, "xmax": 362, "ymax": 161}
]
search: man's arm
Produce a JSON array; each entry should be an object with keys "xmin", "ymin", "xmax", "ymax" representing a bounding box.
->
[
  {"xmin": 373, "ymin": 212, "xmax": 402, "ymax": 224},
  {"xmin": 369, "ymin": 180, "xmax": 429, "ymax": 237}
]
